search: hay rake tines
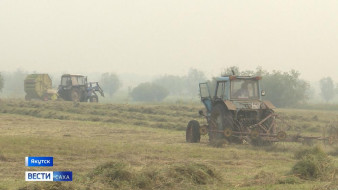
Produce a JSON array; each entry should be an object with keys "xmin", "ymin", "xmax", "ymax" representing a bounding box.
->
[
  {"xmin": 273, "ymin": 117, "xmax": 338, "ymax": 145},
  {"xmin": 207, "ymin": 114, "xmax": 338, "ymax": 145}
]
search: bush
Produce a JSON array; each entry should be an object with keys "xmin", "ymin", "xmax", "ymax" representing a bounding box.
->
[{"xmin": 130, "ymin": 82, "xmax": 169, "ymax": 102}]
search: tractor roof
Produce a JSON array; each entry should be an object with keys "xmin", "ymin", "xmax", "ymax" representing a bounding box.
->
[
  {"xmin": 216, "ymin": 76, "xmax": 262, "ymax": 82},
  {"xmin": 61, "ymin": 74, "xmax": 85, "ymax": 77}
]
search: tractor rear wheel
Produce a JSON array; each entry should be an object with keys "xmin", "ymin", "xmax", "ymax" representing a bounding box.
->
[
  {"xmin": 186, "ymin": 120, "xmax": 201, "ymax": 143},
  {"xmin": 70, "ymin": 89, "xmax": 81, "ymax": 102},
  {"xmin": 210, "ymin": 104, "xmax": 235, "ymax": 142}
]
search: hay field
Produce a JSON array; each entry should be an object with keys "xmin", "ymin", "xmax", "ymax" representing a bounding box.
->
[{"xmin": 0, "ymin": 100, "xmax": 337, "ymax": 190}]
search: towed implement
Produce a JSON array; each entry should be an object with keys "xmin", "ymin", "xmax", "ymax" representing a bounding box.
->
[
  {"xmin": 24, "ymin": 74, "xmax": 57, "ymax": 101},
  {"xmin": 186, "ymin": 75, "xmax": 338, "ymax": 145}
]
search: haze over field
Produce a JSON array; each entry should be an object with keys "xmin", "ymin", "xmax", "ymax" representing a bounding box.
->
[
  {"xmin": 1, "ymin": 2, "xmax": 338, "ymax": 189},
  {"xmin": 0, "ymin": 0, "xmax": 337, "ymax": 81}
]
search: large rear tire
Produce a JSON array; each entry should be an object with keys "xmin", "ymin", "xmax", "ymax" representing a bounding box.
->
[
  {"xmin": 70, "ymin": 89, "xmax": 81, "ymax": 102},
  {"xmin": 210, "ymin": 103, "xmax": 235, "ymax": 142},
  {"xmin": 186, "ymin": 120, "xmax": 201, "ymax": 143}
]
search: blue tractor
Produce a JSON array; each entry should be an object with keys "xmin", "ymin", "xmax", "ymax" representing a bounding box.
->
[
  {"xmin": 186, "ymin": 75, "xmax": 284, "ymax": 145},
  {"xmin": 58, "ymin": 74, "xmax": 104, "ymax": 102}
]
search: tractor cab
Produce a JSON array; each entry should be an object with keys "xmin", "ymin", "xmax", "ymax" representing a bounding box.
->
[
  {"xmin": 199, "ymin": 76, "xmax": 267, "ymax": 114},
  {"xmin": 228, "ymin": 77, "xmax": 261, "ymax": 100},
  {"xmin": 60, "ymin": 74, "xmax": 87, "ymax": 87}
]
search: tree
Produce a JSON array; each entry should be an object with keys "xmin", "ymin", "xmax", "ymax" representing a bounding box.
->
[
  {"xmin": 319, "ymin": 77, "xmax": 335, "ymax": 102},
  {"xmin": 222, "ymin": 66, "xmax": 240, "ymax": 76},
  {"xmin": 185, "ymin": 68, "xmax": 207, "ymax": 96},
  {"xmin": 261, "ymin": 70, "xmax": 309, "ymax": 107},
  {"xmin": 2, "ymin": 69, "xmax": 27, "ymax": 97},
  {"xmin": 152, "ymin": 68, "xmax": 207, "ymax": 97},
  {"xmin": 0, "ymin": 73, "xmax": 4, "ymax": 92},
  {"xmin": 153, "ymin": 75, "xmax": 185, "ymax": 95},
  {"xmin": 100, "ymin": 73, "xmax": 121, "ymax": 97},
  {"xmin": 130, "ymin": 82, "xmax": 169, "ymax": 102}
]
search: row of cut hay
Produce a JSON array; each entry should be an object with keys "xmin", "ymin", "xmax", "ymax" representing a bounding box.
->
[
  {"xmin": 19, "ymin": 161, "xmax": 222, "ymax": 190},
  {"xmin": 0, "ymin": 100, "xmax": 202, "ymax": 131}
]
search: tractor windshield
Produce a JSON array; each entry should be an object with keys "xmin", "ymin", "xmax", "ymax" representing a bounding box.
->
[
  {"xmin": 61, "ymin": 76, "xmax": 85, "ymax": 86},
  {"xmin": 230, "ymin": 79, "xmax": 259, "ymax": 99},
  {"xmin": 71, "ymin": 76, "xmax": 85, "ymax": 85},
  {"xmin": 61, "ymin": 76, "xmax": 71, "ymax": 86}
]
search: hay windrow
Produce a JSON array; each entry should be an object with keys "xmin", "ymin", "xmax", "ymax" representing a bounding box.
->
[
  {"xmin": 0, "ymin": 100, "xmax": 202, "ymax": 131},
  {"xmin": 86, "ymin": 161, "xmax": 222, "ymax": 189},
  {"xmin": 292, "ymin": 146, "xmax": 337, "ymax": 180}
]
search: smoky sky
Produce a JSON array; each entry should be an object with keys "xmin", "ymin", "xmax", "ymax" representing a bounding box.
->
[{"xmin": 0, "ymin": 0, "xmax": 337, "ymax": 81}]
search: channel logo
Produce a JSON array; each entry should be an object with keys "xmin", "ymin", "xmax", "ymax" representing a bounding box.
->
[
  {"xmin": 25, "ymin": 171, "xmax": 53, "ymax": 181},
  {"xmin": 25, "ymin": 157, "xmax": 53, "ymax": 167},
  {"xmin": 25, "ymin": 171, "xmax": 72, "ymax": 181},
  {"xmin": 53, "ymin": 171, "xmax": 73, "ymax": 181}
]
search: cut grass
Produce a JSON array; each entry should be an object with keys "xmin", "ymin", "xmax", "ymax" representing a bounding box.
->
[
  {"xmin": 292, "ymin": 146, "xmax": 336, "ymax": 180},
  {"xmin": 1, "ymin": 100, "xmax": 337, "ymax": 135},
  {"xmin": 0, "ymin": 100, "xmax": 338, "ymax": 189},
  {"xmin": 87, "ymin": 161, "xmax": 222, "ymax": 189},
  {"xmin": 0, "ymin": 100, "xmax": 203, "ymax": 131}
]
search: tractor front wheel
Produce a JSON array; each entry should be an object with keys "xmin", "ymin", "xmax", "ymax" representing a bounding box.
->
[
  {"xmin": 186, "ymin": 120, "xmax": 201, "ymax": 143},
  {"xmin": 90, "ymin": 95, "xmax": 99, "ymax": 103}
]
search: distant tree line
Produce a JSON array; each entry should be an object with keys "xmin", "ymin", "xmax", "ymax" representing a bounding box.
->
[
  {"xmin": 129, "ymin": 68, "xmax": 207, "ymax": 102},
  {"xmin": 221, "ymin": 66, "xmax": 338, "ymax": 106},
  {"xmin": 0, "ymin": 68, "xmax": 337, "ymax": 105},
  {"xmin": 153, "ymin": 68, "xmax": 207, "ymax": 97}
]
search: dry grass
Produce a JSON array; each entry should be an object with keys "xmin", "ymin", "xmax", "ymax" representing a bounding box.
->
[
  {"xmin": 292, "ymin": 146, "xmax": 336, "ymax": 180},
  {"xmin": 86, "ymin": 161, "xmax": 222, "ymax": 189},
  {"xmin": 0, "ymin": 99, "xmax": 338, "ymax": 189},
  {"xmin": 0, "ymin": 100, "xmax": 203, "ymax": 131}
]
